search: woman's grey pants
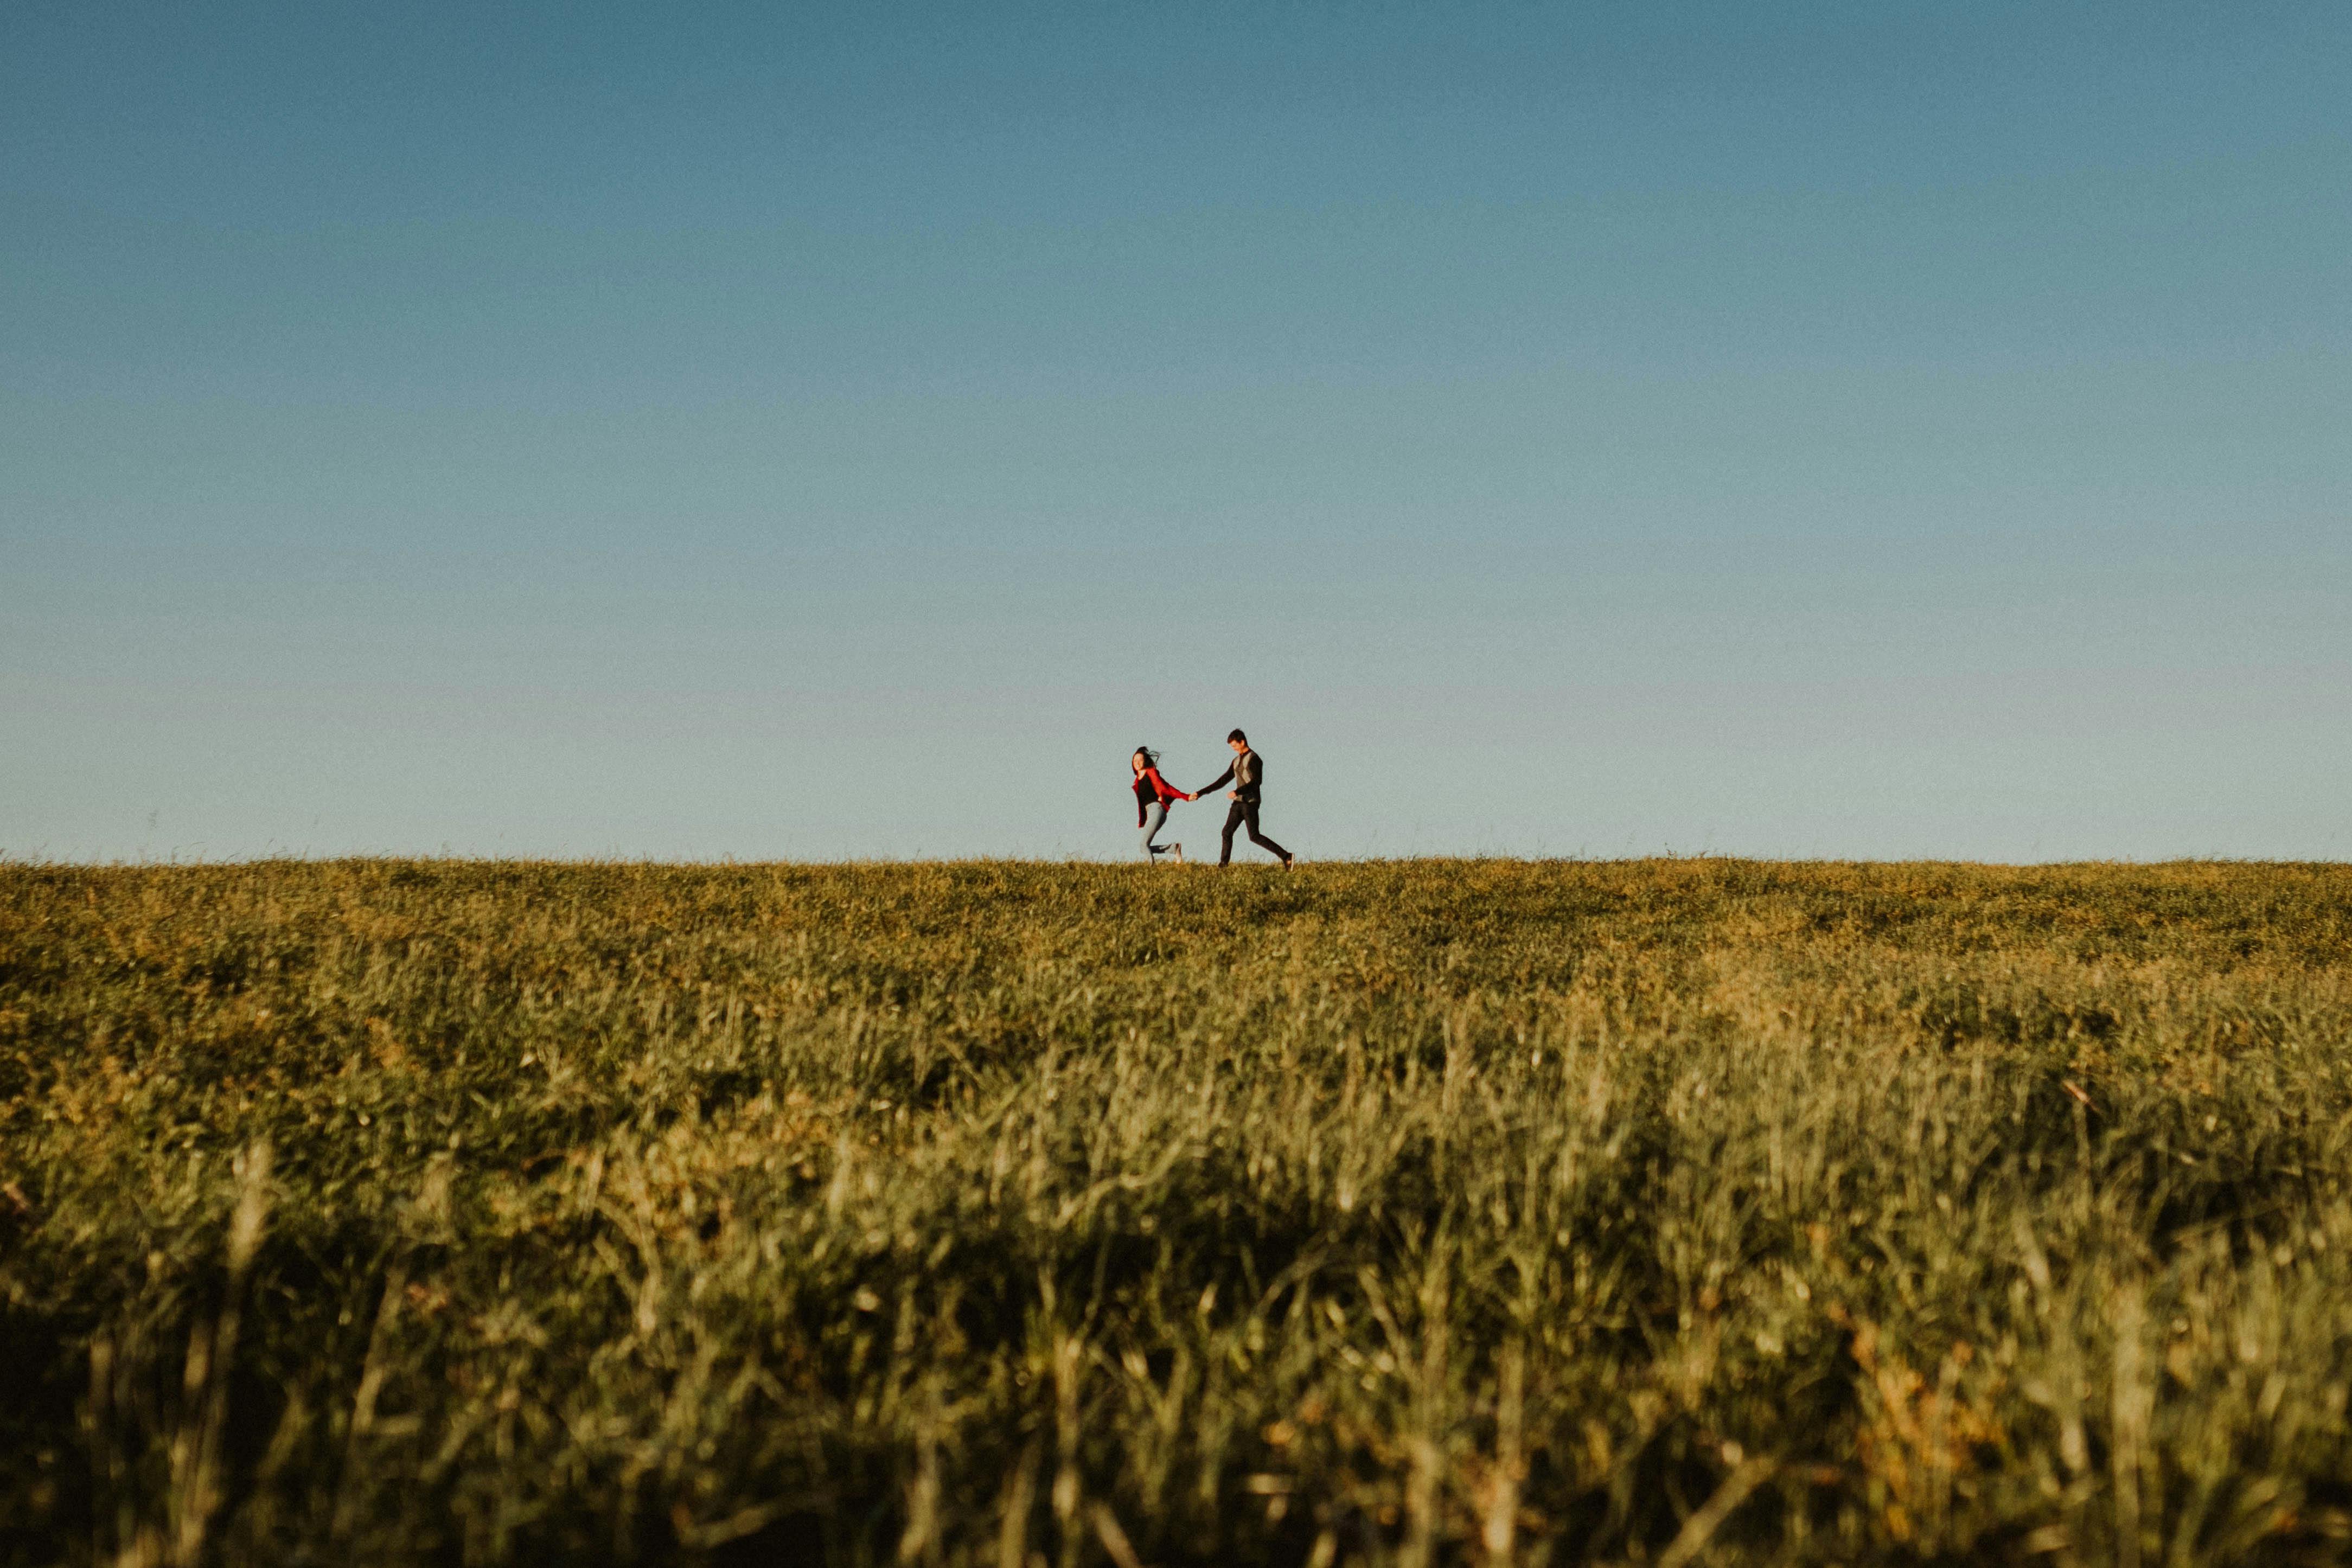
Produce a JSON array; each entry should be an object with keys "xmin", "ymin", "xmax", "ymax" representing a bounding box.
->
[{"xmin": 1140, "ymin": 802, "xmax": 1172, "ymax": 858}]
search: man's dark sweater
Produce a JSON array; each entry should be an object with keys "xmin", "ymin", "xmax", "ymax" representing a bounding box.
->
[{"xmin": 1197, "ymin": 748, "xmax": 1263, "ymax": 803}]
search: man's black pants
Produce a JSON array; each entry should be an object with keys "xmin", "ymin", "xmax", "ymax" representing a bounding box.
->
[{"xmin": 1220, "ymin": 798, "xmax": 1290, "ymax": 865}]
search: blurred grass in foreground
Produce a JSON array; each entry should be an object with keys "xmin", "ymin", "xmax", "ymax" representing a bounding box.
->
[{"xmin": 4, "ymin": 857, "xmax": 2352, "ymax": 1566}]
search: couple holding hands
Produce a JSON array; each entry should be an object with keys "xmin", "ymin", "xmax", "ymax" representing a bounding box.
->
[{"xmin": 1128, "ymin": 728, "xmax": 1295, "ymax": 868}]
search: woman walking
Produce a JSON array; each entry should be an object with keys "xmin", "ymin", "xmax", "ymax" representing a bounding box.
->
[{"xmin": 1131, "ymin": 747, "xmax": 1195, "ymax": 862}]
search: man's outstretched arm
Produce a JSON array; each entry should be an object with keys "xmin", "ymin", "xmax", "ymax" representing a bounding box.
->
[{"xmin": 1197, "ymin": 764, "xmax": 1235, "ymax": 796}]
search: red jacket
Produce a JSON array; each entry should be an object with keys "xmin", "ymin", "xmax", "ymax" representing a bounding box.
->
[{"xmin": 1133, "ymin": 767, "xmax": 1188, "ymax": 823}]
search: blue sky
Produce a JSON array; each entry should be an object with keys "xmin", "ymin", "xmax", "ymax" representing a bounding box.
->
[{"xmin": 5, "ymin": 1, "xmax": 2346, "ymax": 861}]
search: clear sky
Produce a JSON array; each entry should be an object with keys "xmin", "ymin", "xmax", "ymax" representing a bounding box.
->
[{"xmin": 5, "ymin": 1, "xmax": 2346, "ymax": 862}]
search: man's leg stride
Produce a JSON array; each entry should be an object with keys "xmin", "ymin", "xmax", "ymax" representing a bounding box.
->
[
  {"xmin": 1219, "ymin": 801, "xmax": 1245, "ymax": 866},
  {"xmin": 1242, "ymin": 802, "xmax": 1292, "ymax": 866}
]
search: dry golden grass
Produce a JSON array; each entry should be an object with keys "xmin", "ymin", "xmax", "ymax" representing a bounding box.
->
[{"xmin": 3, "ymin": 857, "xmax": 2351, "ymax": 1566}]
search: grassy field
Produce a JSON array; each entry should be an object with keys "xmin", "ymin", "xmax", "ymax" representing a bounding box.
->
[{"xmin": 4, "ymin": 859, "xmax": 2352, "ymax": 1567}]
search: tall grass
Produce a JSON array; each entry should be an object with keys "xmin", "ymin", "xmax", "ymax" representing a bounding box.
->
[{"xmin": 3, "ymin": 857, "xmax": 2351, "ymax": 1565}]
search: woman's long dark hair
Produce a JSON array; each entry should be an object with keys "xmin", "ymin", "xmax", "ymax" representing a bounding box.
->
[{"xmin": 1133, "ymin": 746, "xmax": 1160, "ymax": 771}]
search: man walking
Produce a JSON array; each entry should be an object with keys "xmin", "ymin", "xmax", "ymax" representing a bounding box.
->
[{"xmin": 1198, "ymin": 728, "xmax": 1295, "ymax": 868}]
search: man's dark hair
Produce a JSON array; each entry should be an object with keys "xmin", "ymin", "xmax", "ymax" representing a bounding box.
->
[{"xmin": 1227, "ymin": 728, "xmax": 1247, "ymax": 744}]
